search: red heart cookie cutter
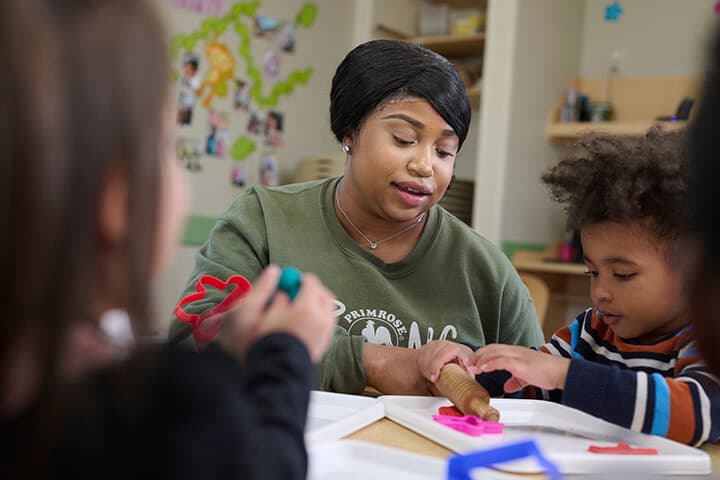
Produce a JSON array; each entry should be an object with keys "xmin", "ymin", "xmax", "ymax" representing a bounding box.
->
[{"xmin": 175, "ymin": 274, "xmax": 252, "ymax": 343}]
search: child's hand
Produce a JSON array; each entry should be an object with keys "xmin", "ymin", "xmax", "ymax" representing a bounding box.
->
[
  {"xmin": 219, "ymin": 266, "xmax": 336, "ymax": 361},
  {"xmin": 471, "ymin": 345, "xmax": 570, "ymax": 393},
  {"xmin": 417, "ymin": 340, "xmax": 475, "ymax": 383}
]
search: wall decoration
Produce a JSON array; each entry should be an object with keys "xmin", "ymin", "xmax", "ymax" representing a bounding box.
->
[
  {"xmin": 234, "ymin": 78, "xmax": 251, "ymax": 110},
  {"xmin": 254, "ymin": 15, "xmax": 280, "ymax": 38},
  {"xmin": 265, "ymin": 111, "xmax": 283, "ymax": 147},
  {"xmin": 259, "ymin": 153, "xmax": 278, "ymax": 186},
  {"xmin": 169, "ymin": 1, "xmax": 318, "ymax": 183},
  {"xmin": 177, "ymin": 52, "xmax": 201, "ymax": 125},
  {"xmin": 247, "ymin": 111, "xmax": 265, "ymax": 135},
  {"xmin": 604, "ymin": 1, "xmax": 623, "ymax": 22},
  {"xmin": 231, "ymin": 136, "xmax": 256, "ymax": 161},
  {"xmin": 206, "ymin": 110, "xmax": 229, "ymax": 157},
  {"xmin": 177, "ymin": 137, "xmax": 204, "ymax": 171},
  {"xmin": 197, "ymin": 36, "xmax": 236, "ymax": 108},
  {"xmin": 278, "ymin": 23, "xmax": 296, "ymax": 53},
  {"xmin": 231, "ymin": 164, "xmax": 248, "ymax": 187},
  {"xmin": 171, "ymin": 0, "xmax": 226, "ymax": 17},
  {"xmin": 262, "ymin": 49, "xmax": 281, "ymax": 80}
]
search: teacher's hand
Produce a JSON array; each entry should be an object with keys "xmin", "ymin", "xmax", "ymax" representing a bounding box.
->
[{"xmin": 363, "ymin": 343, "xmax": 438, "ymax": 395}]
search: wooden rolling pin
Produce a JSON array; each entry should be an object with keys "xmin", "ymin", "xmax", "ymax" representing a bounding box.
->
[{"xmin": 435, "ymin": 363, "xmax": 500, "ymax": 422}]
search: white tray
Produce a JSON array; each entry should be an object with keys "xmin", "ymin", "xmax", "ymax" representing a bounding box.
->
[
  {"xmin": 381, "ymin": 396, "xmax": 711, "ymax": 476},
  {"xmin": 305, "ymin": 391, "xmax": 384, "ymax": 444},
  {"xmin": 308, "ymin": 440, "xmax": 522, "ymax": 480}
]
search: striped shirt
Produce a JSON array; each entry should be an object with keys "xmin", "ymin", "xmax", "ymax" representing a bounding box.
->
[{"xmin": 475, "ymin": 308, "xmax": 720, "ymax": 446}]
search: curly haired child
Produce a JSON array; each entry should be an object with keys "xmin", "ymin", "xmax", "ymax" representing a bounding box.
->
[{"xmin": 421, "ymin": 127, "xmax": 720, "ymax": 446}]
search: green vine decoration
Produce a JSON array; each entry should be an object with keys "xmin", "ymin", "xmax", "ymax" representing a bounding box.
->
[{"xmin": 169, "ymin": 1, "xmax": 316, "ymax": 111}]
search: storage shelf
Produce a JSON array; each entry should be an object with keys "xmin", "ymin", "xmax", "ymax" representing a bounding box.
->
[
  {"xmin": 547, "ymin": 120, "xmax": 688, "ymax": 143},
  {"xmin": 410, "ymin": 33, "xmax": 485, "ymax": 58},
  {"xmin": 545, "ymin": 75, "xmax": 699, "ymax": 144}
]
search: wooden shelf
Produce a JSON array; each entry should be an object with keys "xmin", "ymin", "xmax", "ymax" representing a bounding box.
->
[
  {"xmin": 547, "ymin": 120, "xmax": 687, "ymax": 143},
  {"xmin": 410, "ymin": 33, "xmax": 484, "ymax": 58},
  {"xmin": 546, "ymin": 75, "xmax": 700, "ymax": 144}
]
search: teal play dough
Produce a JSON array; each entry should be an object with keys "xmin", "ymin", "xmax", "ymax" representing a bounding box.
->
[{"xmin": 277, "ymin": 266, "xmax": 302, "ymax": 301}]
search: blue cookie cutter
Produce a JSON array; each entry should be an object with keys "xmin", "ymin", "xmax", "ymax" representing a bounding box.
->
[{"xmin": 446, "ymin": 439, "xmax": 563, "ymax": 480}]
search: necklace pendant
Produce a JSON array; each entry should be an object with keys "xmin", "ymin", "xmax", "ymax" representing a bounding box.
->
[{"xmin": 370, "ymin": 242, "xmax": 378, "ymax": 250}]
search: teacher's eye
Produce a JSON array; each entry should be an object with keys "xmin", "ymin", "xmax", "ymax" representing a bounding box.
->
[
  {"xmin": 584, "ymin": 270, "xmax": 598, "ymax": 278},
  {"xmin": 436, "ymin": 148, "xmax": 454, "ymax": 159},
  {"xmin": 393, "ymin": 135, "xmax": 415, "ymax": 146}
]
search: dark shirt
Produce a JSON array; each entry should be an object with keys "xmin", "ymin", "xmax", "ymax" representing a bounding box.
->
[{"xmin": 50, "ymin": 333, "xmax": 314, "ymax": 479}]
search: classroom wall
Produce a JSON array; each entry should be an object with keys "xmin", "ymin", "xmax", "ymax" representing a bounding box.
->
[
  {"xmin": 474, "ymin": 0, "xmax": 584, "ymax": 246},
  {"xmin": 153, "ymin": 0, "xmax": 355, "ymax": 331},
  {"xmin": 580, "ymin": 0, "xmax": 717, "ymax": 78}
]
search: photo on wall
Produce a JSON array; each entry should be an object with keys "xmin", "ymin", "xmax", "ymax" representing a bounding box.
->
[
  {"xmin": 231, "ymin": 164, "xmax": 248, "ymax": 187},
  {"xmin": 263, "ymin": 49, "xmax": 280, "ymax": 80},
  {"xmin": 247, "ymin": 111, "xmax": 265, "ymax": 135},
  {"xmin": 278, "ymin": 23, "xmax": 295, "ymax": 53},
  {"xmin": 177, "ymin": 52, "xmax": 201, "ymax": 126},
  {"xmin": 206, "ymin": 110, "xmax": 229, "ymax": 158},
  {"xmin": 176, "ymin": 137, "xmax": 203, "ymax": 172},
  {"xmin": 234, "ymin": 78, "xmax": 251, "ymax": 111},
  {"xmin": 265, "ymin": 111, "xmax": 283, "ymax": 147},
  {"xmin": 259, "ymin": 153, "xmax": 278, "ymax": 187}
]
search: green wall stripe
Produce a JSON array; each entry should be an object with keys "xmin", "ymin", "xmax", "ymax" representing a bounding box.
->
[
  {"xmin": 182, "ymin": 215, "xmax": 216, "ymax": 246},
  {"xmin": 500, "ymin": 240, "xmax": 547, "ymax": 260}
]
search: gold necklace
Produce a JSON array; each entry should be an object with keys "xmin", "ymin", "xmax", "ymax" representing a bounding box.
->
[{"xmin": 334, "ymin": 183, "xmax": 425, "ymax": 250}]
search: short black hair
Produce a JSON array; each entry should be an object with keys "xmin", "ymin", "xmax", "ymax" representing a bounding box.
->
[
  {"xmin": 330, "ymin": 39, "xmax": 471, "ymax": 149},
  {"xmin": 689, "ymin": 30, "xmax": 720, "ymax": 270},
  {"xmin": 541, "ymin": 127, "xmax": 691, "ymax": 243}
]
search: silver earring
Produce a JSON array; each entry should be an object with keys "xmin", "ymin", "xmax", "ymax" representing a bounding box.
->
[{"xmin": 342, "ymin": 145, "xmax": 350, "ymax": 153}]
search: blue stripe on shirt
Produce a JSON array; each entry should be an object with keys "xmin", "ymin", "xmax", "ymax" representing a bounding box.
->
[
  {"xmin": 568, "ymin": 320, "xmax": 583, "ymax": 359},
  {"xmin": 650, "ymin": 373, "xmax": 670, "ymax": 437}
]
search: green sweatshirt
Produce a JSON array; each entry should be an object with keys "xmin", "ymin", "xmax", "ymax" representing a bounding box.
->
[{"xmin": 169, "ymin": 177, "xmax": 543, "ymax": 393}]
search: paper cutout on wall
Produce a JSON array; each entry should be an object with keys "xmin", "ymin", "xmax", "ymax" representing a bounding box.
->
[
  {"xmin": 715, "ymin": 0, "xmax": 720, "ymax": 14},
  {"xmin": 231, "ymin": 136, "xmax": 256, "ymax": 161},
  {"xmin": 254, "ymin": 15, "xmax": 280, "ymax": 38},
  {"xmin": 197, "ymin": 36, "xmax": 236, "ymax": 108},
  {"xmin": 604, "ymin": 1, "xmax": 623, "ymax": 22}
]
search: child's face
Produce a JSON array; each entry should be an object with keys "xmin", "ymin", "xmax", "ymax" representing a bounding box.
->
[
  {"xmin": 581, "ymin": 221, "xmax": 687, "ymax": 342},
  {"xmin": 183, "ymin": 63, "xmax": 196, "ymax": 78}
]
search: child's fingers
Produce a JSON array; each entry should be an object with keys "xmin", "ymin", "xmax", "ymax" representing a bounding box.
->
[
  {"xmin": 265, "ymin": 291, "xmax": 290, "ymax": 317},
  {"xmin": 503, "ymin": 376, "xmax": 527, "ymax": 393},
  {"xmin": 242, "ymin": 265, "xmax": 281, "ymax": 313}
]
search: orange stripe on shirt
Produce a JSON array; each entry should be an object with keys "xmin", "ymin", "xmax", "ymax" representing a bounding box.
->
[{"xmin": 665, "ymin": 379, "xmax": 696, "ymax": 444}]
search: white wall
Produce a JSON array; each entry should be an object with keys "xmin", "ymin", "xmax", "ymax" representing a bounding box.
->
[
  {"xmin": 153, "ymin": 0, "xmax": 356, "ymax": 330},
  {"xmin": 580, "ymin": 0, "xmax": 716, "ymax": 78},
  {"xmin": 474, "ymin": 0, "xmax": 584, "ymax": 245}
]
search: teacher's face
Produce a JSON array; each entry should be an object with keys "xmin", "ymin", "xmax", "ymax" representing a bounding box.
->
[{"xmin": 345, "ymin": 97, "xmax": 459, "ymax": 223}]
